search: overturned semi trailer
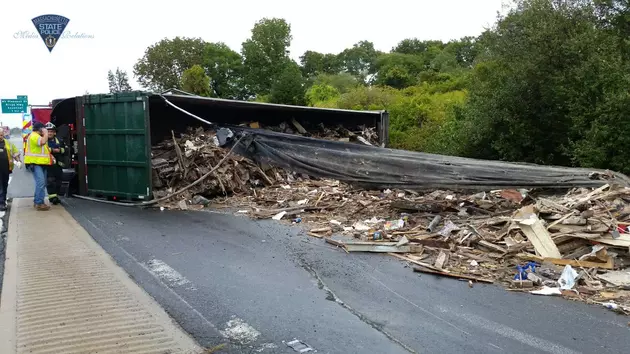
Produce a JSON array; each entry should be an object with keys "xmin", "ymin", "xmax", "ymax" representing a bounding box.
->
[{"xmin": 50, "ymin": 91, "xmax": 389, "ymax": 200}]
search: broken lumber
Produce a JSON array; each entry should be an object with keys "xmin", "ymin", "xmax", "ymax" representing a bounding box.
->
[
  {"xmin": 412, "ymin": 267, "xmax": 494, "ymax": 284},
  {"xmin": 517, "ymin": 213, "xmax": 562, "ymax": 258}
]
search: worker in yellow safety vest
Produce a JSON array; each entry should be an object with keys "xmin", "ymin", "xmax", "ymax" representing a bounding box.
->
[
  {"xmin": 0, "ymin": 134, "xmax": 22, "ymax": 211},
  {"xmin": 24, "ymin": 122, "xmax": 53, "ymax": 211}
]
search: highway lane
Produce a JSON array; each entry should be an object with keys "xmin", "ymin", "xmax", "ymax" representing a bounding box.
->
[{"xmin": 63, "ymin": 198, "xmax": 630, "ymax": 354}]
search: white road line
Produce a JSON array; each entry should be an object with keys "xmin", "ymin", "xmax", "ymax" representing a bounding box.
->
[
  {"xmin": 146, "ymin": 259, "xmax": 193, "ymax": 288},
  {"xmin": 219, "ymin": 316, "xmax": 261, "ymax": 345},
  {"xmin": 439, "ymin": 306, "xmax": 581, "ymax": 354}
]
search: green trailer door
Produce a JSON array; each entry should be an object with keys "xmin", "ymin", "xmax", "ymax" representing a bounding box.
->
[{"xmin": 83, "ymin": 92, "xmax": 152, "ymax": 200}]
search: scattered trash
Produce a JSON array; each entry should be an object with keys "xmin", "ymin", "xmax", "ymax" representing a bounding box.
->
[
  {"xmin": 192, "ymin": 195, "xmax": 211, "ymax": 206},
  {"xmin": 558, "ymin": 265, "xmax": 579, "ymax": 290},
  {"xmin": 603, "ymin": 302, "xmax": 619, "ymax": 310},
  {"xmin": 272, "ymin": 211, "xmax": 287, "ymax": 220},
  {"xmin": 530, "ymin": 286, "xmax": 562, "ymax": 296},
  {"xmin": 152, "ymin": 130, "xmax": 630, "ymax": 314},
  {"xmin": 384, "ymin": 219, "xmax": 405, "ymax": 231},
  {"xmin": 285, "ymin": 339, "xmax": 313, "ymax": 353}
]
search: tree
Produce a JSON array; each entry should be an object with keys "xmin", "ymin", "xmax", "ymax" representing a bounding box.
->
[
  {"xmin": 337, "ymin": 41, "xmax": 379, "ymax": 83},
  {"xmin": 203, "ymin": 42, "xmax": 246, "ymax": 99},
  {"xmin": 181, "ymin": 65, "xmax": 212, "ymax": 97},
  {"xmin": 269, "ymin": 60, "xmax": 306, "ymax": 105},
  {"xmin": 133, "ymin": 37, "xmax": 207, "ymax": 92},
  {"xmin": 373, "ymin": 53, "xmax": 425, "ymax": 88},
  {"xmin": 392, "ymin": 39, "xmax": 446, "ymax": 70},
  {"xmin": 460, "ymin": 0, "xmax": 629, "ymax": 168},
  {"xmin": 312, "ymin": 73, "xmax": 360, "ymax": 94},
  {"xmin": 392, "ymin": 39, "xmax": 444, "ymax": 55},
  {"xmin": 305, "ymin": 84, "xmax": 340, "ymax": 106},
  {"xmin": 241, "ymin": 18, "xmax": 292, "ymax": 96},
  {"xmin": 107, "ymin": 68, "xmax": 132, "ymax": 93},
  {"xmin": 299, "ymin": 51, "xmax": 340, "ymax": 77}
]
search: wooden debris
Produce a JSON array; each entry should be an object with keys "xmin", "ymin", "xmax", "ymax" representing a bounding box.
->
[
  {"xmin": 516, "ymin": 210, "xmax": 562, "ymax": 258},
  {"xmin": 152, "ymin": 132, "xmax": 630, "ymax": 312},
  {"xmin": 412, "ymin": 267, "xmax": 494, "ymax": 284},
  {"xmin": 434, "ymin": 251, "xmax": 449, "ymax": 269}
]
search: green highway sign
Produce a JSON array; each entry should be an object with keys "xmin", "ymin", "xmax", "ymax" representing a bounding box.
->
[
  {"xmin": 1, "ymin": 99, "xmax": 28, "ymax": 114},
  {"xmin": 17, "ymin": 95, "xmax": 28, "ymax": 101}
]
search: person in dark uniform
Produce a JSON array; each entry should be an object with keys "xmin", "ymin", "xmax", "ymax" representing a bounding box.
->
[
  {"xmin": 45, "ymin": 122, "xmax": 64, "ymax": 205},
  {"xmin": 0, "ymin": 134, "xmax": 21, "ymax": 211}
]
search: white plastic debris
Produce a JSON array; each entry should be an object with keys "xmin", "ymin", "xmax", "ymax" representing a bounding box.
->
[
  {"xmin": 383, "ymin": 189, "xmax": 392, "ymax": 195},
  {"xmin": 297, "ymin": 199, "xmax": 308, "ymax": 205},
  {"xmin": 364, "ymin": 217, "xmax": 386, "ymax": 225},
  {"xmin": 470, "ymin": 260, "xmax": 479, "ymax": 267},
  {"xmin": 602, "ymin": 302, "xmax": 619, "ymax": 310},
  {"xmin": 558, "ymin": 265, "xmax": 579, "ymax": 290},
  {"xmin": 330, "ymin": 220, "xmax": 342, "ymax": 226},
  {"xmin": 281, "ymin": 185, "xmax": 291, "ymax": 190},
  {"xmin": 352, "ymin": 221, "xmax": 371, "ymax": 231},
  {"xmin": 530, "ymin": 286, "xmax": 562, "ymax": 296},
  {"xmin": 397, "ymin": 192, "xmax": 405, "ymax": 198},
  {"xmin": 272, "ymin": 211, "xmax": 287, "ymax": 220},
  {"xmin": 236, "ymin": 210, "xmax": 248, "ymax": 213}
]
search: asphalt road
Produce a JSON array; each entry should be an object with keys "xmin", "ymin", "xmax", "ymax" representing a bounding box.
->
[{"xmin": 59, "ymin": 198, "xmax": 629, "ymax": 354}]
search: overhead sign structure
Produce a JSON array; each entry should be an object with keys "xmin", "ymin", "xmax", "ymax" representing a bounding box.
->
[{"xmin": 1, "ymin": 97, "xmax": 28, "ymax": 114}]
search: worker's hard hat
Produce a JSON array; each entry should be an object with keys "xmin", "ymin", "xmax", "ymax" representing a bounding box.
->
[{"xmin": 45, "ymin": 122, "xmax": 56, "ymax": 130}]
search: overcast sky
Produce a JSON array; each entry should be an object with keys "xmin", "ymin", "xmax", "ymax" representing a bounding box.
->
[{"xmin": 0, "ymin": 0, "xmax": 506, "ymax": 128}]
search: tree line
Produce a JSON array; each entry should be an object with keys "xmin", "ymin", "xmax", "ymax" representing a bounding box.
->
[{"xmin": 109, "ymin": 0, "xmax": 630, "ymax": 174}]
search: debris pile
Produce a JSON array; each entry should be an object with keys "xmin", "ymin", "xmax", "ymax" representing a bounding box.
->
[
  {"xmin": 246, "ymin": 120, "xmax": 380, "ymax": 145},
  {"xmin": 152, "ymin": 128, "xmax": 630, "ymax": 314},
  {"xmin": 226, "ymin": 180, "xmax": 630, "ymax": 314},
  {"xmin": 151, "ymin": 128, "xmax": 298, "ymax": 207}
]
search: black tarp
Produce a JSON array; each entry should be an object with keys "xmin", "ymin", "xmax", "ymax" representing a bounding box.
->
[{"xmin": 224, "ymin": 128, "xmax": 630, "ymax": 191}]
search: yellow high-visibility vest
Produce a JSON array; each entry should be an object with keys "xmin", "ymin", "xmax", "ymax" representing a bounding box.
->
[
  {"xmin": 2, "ymin": 139, "xmax": 18, "ymax": 172},
  {"xmin": 24, "ymin": 132, "xmax": 53, "ymax": 166}
]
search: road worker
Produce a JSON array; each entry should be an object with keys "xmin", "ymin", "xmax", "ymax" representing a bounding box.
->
[
  {"xmin": 24, "ymin": 121, "xmax": 53, "ymax": 211},
  {"xmin": 45, "ymin": 122, "xmax": 64, "ymax": 205},
  {"xmin": 0, "ymin": 134, "xmax": 21, "ymax": 211}
]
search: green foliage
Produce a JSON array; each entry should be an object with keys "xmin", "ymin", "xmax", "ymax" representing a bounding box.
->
[
  {"xmin": 181, "ymin": 65, "xmax": 212, "ymax": 97},
  {"xmin": 203, "ymin": 42, "xmax": 246, "ymax": 99},
  {"xmin": 269, "ymin": 60, "xmax": 307, "ymax": 106},
  {"xmin": 299, "ymin": 51, "xmax": 340, "ymax": 77},
  {"xmin": 337, "ymin": 41, "xmax": 380, "ymax": 83},
  {"xmin": 107, "ymin": 68, "xmax": 132, "ymax": 93},
  {"xmin": 373, "ymin": 53, "xmax": 425, "ymax": 88},
  {"xmin": 460, "ymin": 0, "xmax": 630, "ymax": 170},
  {"xmin": 133, "ymin": 37, "xmax": 207, "ymax": 92},
  {"xmin": 305, "ymin": 84, "xmax": 340, "ymax": 106},
  {"xmin": 311, "ymin": 73, "xmax": 360, "ymax": 94},
  {"xmin": 241, "ymin": 18, "xmax": 292, "ymax": 96}
]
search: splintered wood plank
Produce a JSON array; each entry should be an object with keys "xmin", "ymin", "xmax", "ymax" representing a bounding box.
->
[{"xmin": 518, "ymin": 216, "xmax": 562, "ymax": 258}]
